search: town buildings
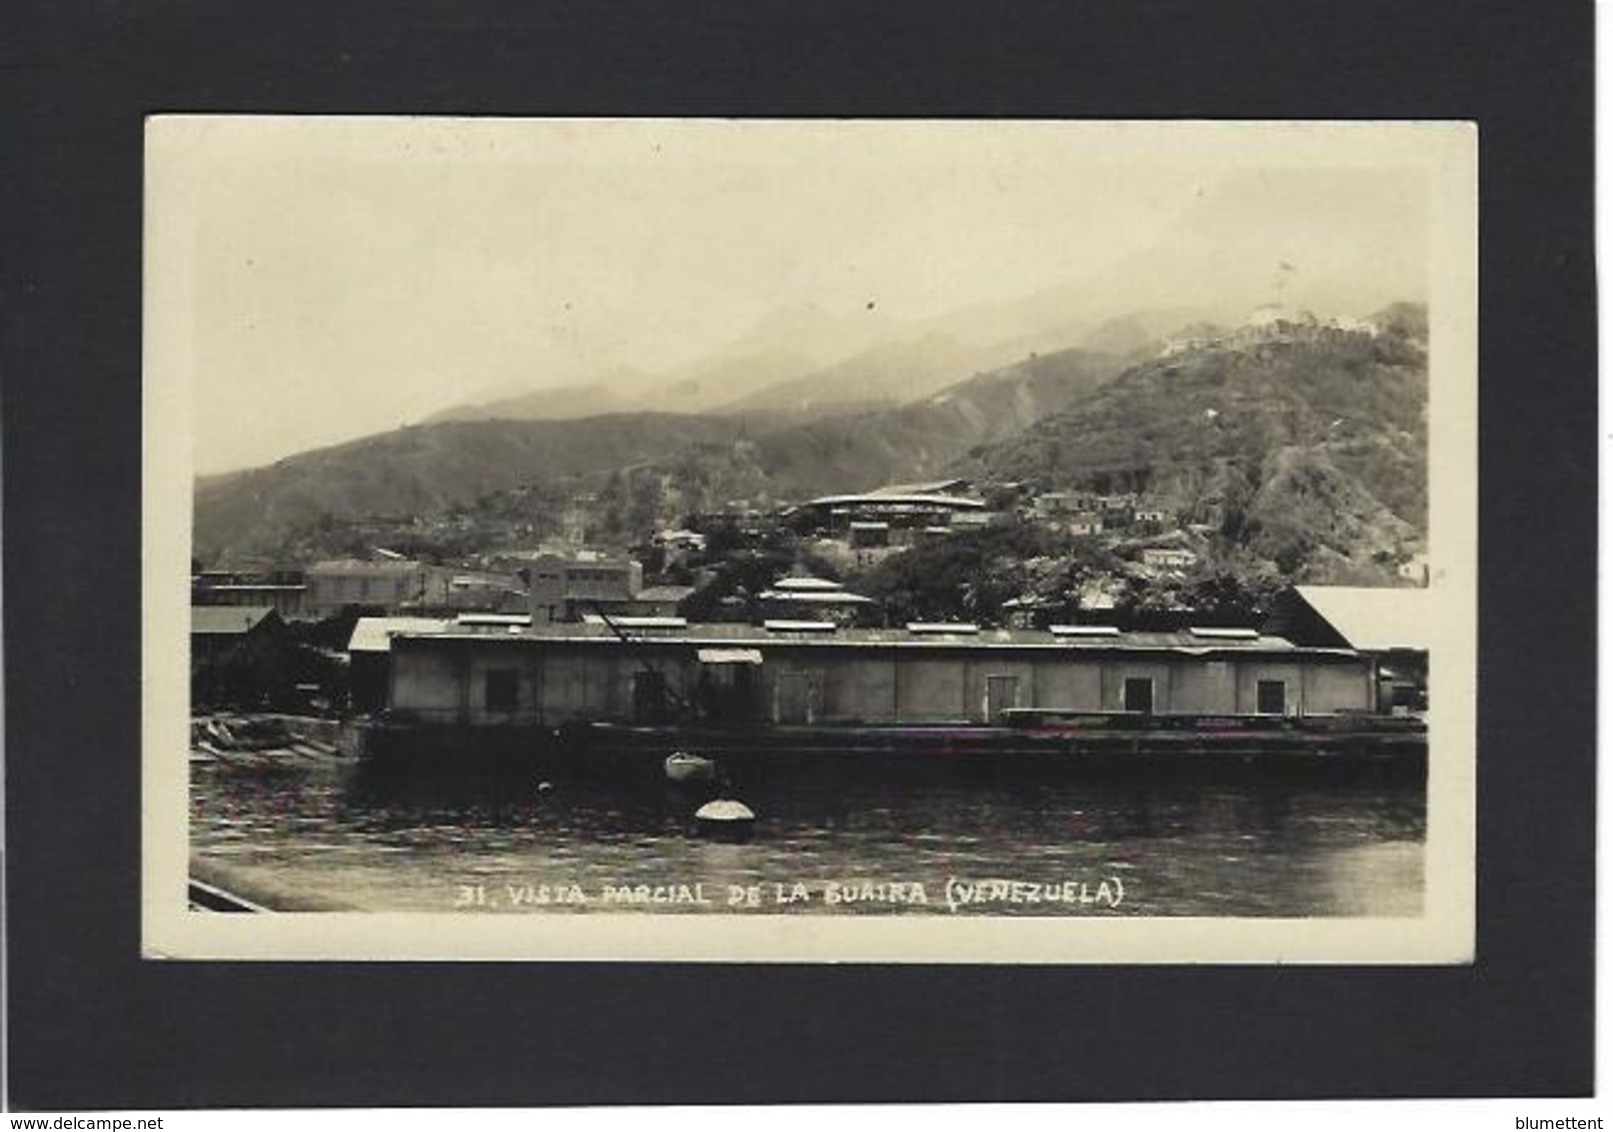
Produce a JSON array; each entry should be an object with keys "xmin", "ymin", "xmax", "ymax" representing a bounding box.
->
[
  {"xmin": 444, "ymin": 571, "xmax": 529, "ymax": 614},
  {"xmin": 191, "ymin": 605, "xmax": 287, "ymax": 664},
  {"xmin": 512, "ymin": 550, "xmax": 699, "ymax": 623},
  {"xmin": 525, "ymin": 551, "xmax": 644, "ymax": 623},
  {"xmin": 304, "ymin": 558, "xmax": 453, "ymax": 617},
  {"xmin": 1139, "ymin": 547, "xmax": 1199, "ymax": 570},
  {"xmin": 652, "ymin": 528, "xmax": 708, "ymax": 559},
  {"xmin": 190, "ymin": 604, "xmax": 298, "ymax": 707},
  {"xmin": 1262, "ymin": 585, "xmax": 1430, "ymax": 713},
  {"xmin": 1032, "ymin": 491, "xmax": 1100, "ymax": 519},
  {"xmin": 192, "ymin": 570, "xmax": 308, "ymax": 619},
  {"xmin": 796, "ymin": 482, "xmax": 989, "ymax": 542},
  {"xmin": 347, "ymin": 615, "xmax": 454, "ymax": 712}
]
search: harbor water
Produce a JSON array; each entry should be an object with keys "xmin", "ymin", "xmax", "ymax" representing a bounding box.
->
[{"xmin": 189, "ymin": 748, "xmax": 1425, "ymax": 917}]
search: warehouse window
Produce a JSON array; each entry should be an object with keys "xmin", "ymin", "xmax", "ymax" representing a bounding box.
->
[
  {"xmin": 485, "ymin": 668, "xmax": 520, "ymax": 711},
  {"xmin": 1257, "ymin": 680, "xmax": 1287, "ymax": 715},
  {"xmin": 633, "ymin": 671, "xmax": 668, "ymax": 722},
  {"xmin": 1123, "ymin": 677, "xmax": 1154, "ymax": 714}
]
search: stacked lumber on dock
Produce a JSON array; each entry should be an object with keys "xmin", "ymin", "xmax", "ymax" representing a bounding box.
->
[{"xmin": 190, "ymin": 714, "xmax": 346, "ymax": 771}]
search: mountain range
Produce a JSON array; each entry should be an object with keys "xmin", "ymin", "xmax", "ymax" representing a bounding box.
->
[
  {"xmin": 194, "ymin": 300, "xmax": 1429, "ymax": 586},
  {"xmin": 193, "ymin": 343, "xmax": 1128, "ymax": 561},
  {"xmin": 192, "ymin": 414, "xmax": 751, "ymax": 563},
  {"xmin": 412, "ymin": 169, "xmax": 1422, "ymax": 431}
]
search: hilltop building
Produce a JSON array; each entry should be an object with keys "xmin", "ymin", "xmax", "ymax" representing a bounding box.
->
[
  {"xmin": 653, "ymin": 529, "xmax": 707, "ymax": 553},
  {"xmin": 796, "ymin": 482, "xmax": 989, "ymax": 543},
  {"xmin": 1063, "ymin": 512, "xmax": 1104, "ymax": 537},
  {"xmin": 1032, "ymin": 491, "xmax": 1100, "ymax": 518},
  {"xmin": 1140, "ymin": 547, "xmax": 1198, "ymax": 570},
  {"xmin": 652, "ymin": 529, "xmax": 708, "ymax": 567},
  {"xmin": 849, "ymin": 521, "xmax": 891, "ymax": 550}
]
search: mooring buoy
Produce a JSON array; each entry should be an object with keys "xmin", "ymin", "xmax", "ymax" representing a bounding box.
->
[
  {"xmin": 695, "ymin": 798, "xmax": 757, "ymax": 841},
  {"xmin": 665, "ymin": 750, "xmax": 718, "ymax": 784}
]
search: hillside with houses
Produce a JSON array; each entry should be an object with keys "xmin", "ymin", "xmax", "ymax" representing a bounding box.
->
[
  {"xmin": 958, "ymin": 305, "xmax": 1428, "ymax": 584},
  {"xmin": 191, "ymin": 300, "xmax": 1430, "ymax": 707}
]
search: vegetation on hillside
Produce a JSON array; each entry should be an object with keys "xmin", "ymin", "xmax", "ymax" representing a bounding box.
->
[
  {"xmin": 195, "ymin": 347, "xmax": 1126, "ymax": 563},
  {"xmin": 192, "ymin": 305, "xmax": 1429, "ymax": 595},
  {"xmin": 958, "ymin": 312, "xmax": 1428, "ymax": 584}
]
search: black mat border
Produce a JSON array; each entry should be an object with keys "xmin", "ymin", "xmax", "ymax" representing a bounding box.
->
[{"xmin": 4, "ymin": 0, "xmax": 1596, "ymax": 1109}]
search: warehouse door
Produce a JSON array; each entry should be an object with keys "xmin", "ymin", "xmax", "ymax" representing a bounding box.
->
[
  {"xmin": 985, "ymin": 675, "xmax": 1020, "ymax": 722},
  {"xmin": 1257, "ymin": 679, "xmax": 1287, "ymax": 716},
  {"xmin": 632, "ymin": 671, "xmax": 668, "ymax": 722},
  {"xmin": 1123, "ymin": 677, "xmax": 1154, "ymax": 714},
  {"xmin": 775, "ymin": 671, "xmax": 822, "ymax": 724}
]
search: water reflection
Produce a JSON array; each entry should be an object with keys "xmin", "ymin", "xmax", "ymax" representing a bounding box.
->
[{"xmin": 190, "ymin": 750, "xmax": 1425, "ymax": 917}]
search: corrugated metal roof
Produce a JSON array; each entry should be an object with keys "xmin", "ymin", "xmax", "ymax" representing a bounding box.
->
[
  {"xmin": 1294, "ymin": 586, "xmax": 1433, "ymax": 651},
  {"xmin": 872, "ymin": 479, "xmax": 970, "ymax": 496},
  {"xmin": 455, "ymin": 613, "xmax": 532, "ymax": 627},
  {"xmin": 389, "ymin": 620, "xmax": 1349, "ymax": 658},
  {"xmin": 771, "ymin": 576, "xmax": 843, "ymax": 591},
  {"xmin": 347, "ymin": 616, "xmax": 452, "ymax": 653},
  {"xmin": 635, "ymin": 585, "xmax": 697, "ymax": 601},
  {"xmin": 191, "ymin": 606, "xmax": 277, "ymax": 636},
  {"xmin": 199, "ymin": 590, "xmax": 308, "ymax": 599},
  {"xmin": 307, "ymin": 558, "xmax": 423, "ymax": 576},
  {"xmin": 806, "ymin": 493, "xmax": 987, "ymax": 510},
  {"xmin": 450, "ymin": 573, "xmax": 523, "ymax": 587},
  {"xmin": 758, "ymin": 589, "xmax": 876, "ymax": 604}
]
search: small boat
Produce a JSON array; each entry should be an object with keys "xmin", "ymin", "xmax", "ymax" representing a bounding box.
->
[
  {"xmin": 695, "ymin": 798, "xmax": 757, "ymax": 841},
  {"xmin": 665, "ymin": 750, "xmax": 718, "ymax": 784}
]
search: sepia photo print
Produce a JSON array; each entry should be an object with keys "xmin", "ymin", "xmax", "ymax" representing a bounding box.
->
[{"xmin": 143, "ymin": 118, "xmax": 1476, "ymax": 961}]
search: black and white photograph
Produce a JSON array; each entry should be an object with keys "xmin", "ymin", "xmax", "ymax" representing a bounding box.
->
[{"xmin": 143, "ymin": 118, "xmax": 1476, "ymax": 961}]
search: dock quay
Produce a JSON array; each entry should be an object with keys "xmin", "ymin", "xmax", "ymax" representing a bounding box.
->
[
  {"xmin": 342, "ymin": 612, "xmax": 1426, "ymax": 777},
  {"xmin": 587, "ymin": 713, "xmax": 1426, "ymax": 760},
  {"xmin": 344, "ymin": 714, "xmax": 1425, "ymax": 791}
]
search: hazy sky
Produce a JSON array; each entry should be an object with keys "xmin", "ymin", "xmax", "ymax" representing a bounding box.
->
[{"xmin": 152, "ymin": 119, "xmax": 1438, "ymax": 475}]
